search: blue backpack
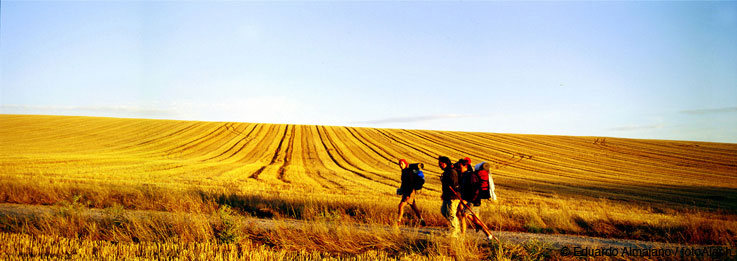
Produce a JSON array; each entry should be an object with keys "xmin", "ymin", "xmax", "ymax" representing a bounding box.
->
[{"xmin": 409, "ymin": 163, "xmax": 425, "ymax": 190}]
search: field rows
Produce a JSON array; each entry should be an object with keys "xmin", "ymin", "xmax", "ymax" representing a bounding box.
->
[{"xmin": 1, "ymin": 115, "xmax": 737, "ymax": 209}]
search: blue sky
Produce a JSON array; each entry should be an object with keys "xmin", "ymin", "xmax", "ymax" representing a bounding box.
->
[{"xmin": 1, "ymin": 1, "xmax": 736, "ymax": 143}]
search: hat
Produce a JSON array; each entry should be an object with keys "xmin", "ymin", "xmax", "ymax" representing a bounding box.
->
[
  {"xmin": 464, "ymin": 157, "xmax": 471, "ymax": 164},
  {"xmin": 398, "ymin": 159, "xmax": 408, "ymax": 166}
]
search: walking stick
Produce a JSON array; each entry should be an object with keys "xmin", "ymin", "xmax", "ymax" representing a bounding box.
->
[{"xmin": 449, "ymin": 186, "xmax": 498, "ymax": 241}]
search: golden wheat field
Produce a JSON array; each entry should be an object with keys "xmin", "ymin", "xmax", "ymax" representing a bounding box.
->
[{"xmin": 1, "ymin": 114, "xmax": 737, "ymax": 259}]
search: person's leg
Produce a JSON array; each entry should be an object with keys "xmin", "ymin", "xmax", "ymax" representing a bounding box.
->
[
  {"xmin": 468, "ymin": 212, "xmax": 495, "ymax": 240},
  {"xmin": 449, "ymin": 200, "xmax": 460, "ymax": 237},
  {"xmin": 457, "ymin": 203, "xmax": 467, "ymax": 234},
  {"xmin": 470, "ymin": 206, "xmax": 481, "ymax": 232},
  {"xmin": 460, "ymin": 213, "xmax": 468, "ymax": 234},
  {"xmin": 397, "ymin": 196, "xmax": 410, "ymax": 224},
  {"xmin": 409, "ymin": 200, "xmax": 425, "ymax": 223},
  {"xmin": 406, "ymin": 191, "xmax": 422, "ymax": 221},
  {"xmin": 441, "ymin": 199, "xmax": 453, "ymax": 234},
  {"xmin": 440, "ymin": 200, "xmax": 449, "ymax": 225},
  {"xmin": 441, "ymin": 200, "xmax": 449, "ymax": 220}
]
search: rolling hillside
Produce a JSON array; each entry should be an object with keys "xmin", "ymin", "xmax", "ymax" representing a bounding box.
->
[{"xmin": 2, "ymin": 114, "xmax": 736, "ymax": 210}]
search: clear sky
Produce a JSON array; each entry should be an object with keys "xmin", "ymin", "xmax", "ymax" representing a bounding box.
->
[{"xmin": 2, "ymin": 1, "xmax": 736, "ymax": 143}]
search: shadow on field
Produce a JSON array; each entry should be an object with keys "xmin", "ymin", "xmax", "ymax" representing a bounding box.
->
[
  {"xmin": 193, "ymin": 190, "xmax": 413, "ymax": 225},
  {"xmin": 197, "ymin": 191, "xmax": 293, "ymax": 219},
  {"xmin": 502, "ymin": 179, "xmax": 737, "ymax": 213}
]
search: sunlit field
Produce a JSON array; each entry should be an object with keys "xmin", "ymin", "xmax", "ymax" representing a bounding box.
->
[{"xmin": 1, "ymin": 114, "xmax": 736, "ymax": 259}]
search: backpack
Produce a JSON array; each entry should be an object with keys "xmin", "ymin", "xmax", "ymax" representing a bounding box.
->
[
  {"xmin": 478, "ymin": 169, "xmax": 491, "ymax": 199},
  {"xmin": 474, "ymin": 161, "xmax": 493, "ymax": 200},
  {"xmin": 409, "ymin": 163, "xmax": 425, "ymax": 190},
  {"xmin": 460, "ymin": 169, "xmax": 482, "ymax": 204},
  {"xmin": 413, "ymin": 170, "xmax": 425, "ymax": 190}
]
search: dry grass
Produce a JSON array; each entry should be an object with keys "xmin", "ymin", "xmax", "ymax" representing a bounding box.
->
[
  {"xmin": 0, "ymin": 201, "xmax": 542, "ymax": 260},
  {"xmin": 1, "ymin": 114, "xmax": 736, "ymax": 258}
]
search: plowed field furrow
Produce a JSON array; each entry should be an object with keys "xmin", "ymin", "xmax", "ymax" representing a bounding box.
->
[
  {"xmin": 270, "ymin": 125, "xmax": 290, "ymax": 165},
  {"xmin": 193, "ymin": 122, "xmax": 255, "ymax": 161},
  {"xmin": 314, "ymin": 126, "xmax": 387, "ymax": 189},
  {"xmin": 184, "ymin": 123, "xmax": 246, "ymax": 160},
  {"xmin": 240, "ymin": 124, "xmax": 283, "ymax": 164},
  {"xmin": 277, "ymin": 125, "xmax": 296, "ymax": 183},
  {"xmin": 325, "ymin": 127, "xmax": 399, "ymax": 187},
  {"xmin": 595, "ymin": 139, "xmax": 713, "ymax": 163},
  {"xmin": 602, "ymin": 139, "xmax": 737, "ymax": 169},
  {"xmin": 323, "ymin": 127, "xmax": 396, "ymax": 180},
  {"xmin": 75, "ymin": 121, "xmax": 176, "ymax": 153},
  {"xmin": 493, "ymin": 135, "xmax": 735, "ymax": 187},
  {"xmin": 476, "ymin": 137, "xmax": 659, "ymax": 183},
  {"xmin": 202, "ymin": 123, "xmax": 259, "ymax": 162},
  {"xmin": 164, "ymin": 123, "xmax": 237, "ymax": 158},
  {"xmin": 120, "ymin": 122, "xmax": 221, "ymax": 157},
  {"xmin": 433, "ymin": 131, "xmax": 515, "ymax": 161},
  {"xmin": 186, "ymin": 123, "xmax": 252, "ymax": 159},
  {"xmin": 297, "ymin": 125, "xmax": 343, "ymax": 189},
  {"xmin": 614, "ymin": 138, "xmax": 732, "ymax": 158},
  {"xmin": 393, "ymin": 130, "xmax": 459, "ymax": 159},
  {"xmin": 4, "ymin": 119, "xmax": 125, "ymax": 151},
  {"xmin": 0, "ymin": 117, "xmax": 84, "ymax": 143},
  {"xmin": 251, "ymin": 125, "xmax": 292, "ymax": 181},
  {"xmin": 346, "ymin": 127, "xmax": 397, "ymax": 164},
  {"xmin": 248, "ymin": 124, "xmax": 290, "ymax": 180},
  {"xmin": 346, "ymin": 128, "xmax": 443, "ymax": 191},
  {"xmin": 361, "ymin": 128, "xmax": 436, "ymax": 166},
  {"xmin": 406, "ymin": 130, "xmax": 501, "ymax": 165},
  {"xmin": 448, "ymin": 132, "xmax": 536, "ymax": 169},
  {"xmin": 118, "ymin": 122, "xmax": 199, "ymax": 149},
  {"xmin": 318, "ymin": 127, "xmax": 378, "ymax": 182},
  {"xmin": 489, "ymin": 136, "xmax": 637, "ymax": 178},
  {"xmin": 79, "ymin": 120, "xmax": 174, "ymax": 152},
  {"xmin": 343, "ymin": 127, "xmax": 396, "ymax": 171},
  {"xmin": 112, "ymin": 123, "xmax": 217, "ymax": 159},
  {"xmin": 590, "ymin": 141, "xmax": 736, "ymax": 181},
  {"xmin": 226, "ymin": 124, "xmax": 268, "ymax": 163},
  {"xmin": 18, "ymin": 119, "xmax": 118, "ymax": 143},
  {"xmin": 300, "ymin": 127, "xmax": 354, "ymax": 189},
  {"xmin": 373, "ymin": 129, "xmax": 436, "ymax": 159}
]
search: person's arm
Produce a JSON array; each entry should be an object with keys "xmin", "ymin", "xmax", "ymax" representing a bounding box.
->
[{"xmin": 450, "ymin": 170, "xmax": 460, "ymax": 192}]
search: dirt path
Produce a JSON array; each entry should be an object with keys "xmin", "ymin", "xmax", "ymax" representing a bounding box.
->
[{"xmin": 0, "ymin": 203, "xmax": 710, "ymax": 250}]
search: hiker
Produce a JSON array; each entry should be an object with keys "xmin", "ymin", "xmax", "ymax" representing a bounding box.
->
[
  {"xmin": 458, "ymin": 160, "xmax": 495, "ymax": 240},
  {"xmin": 396, "ymin": 159, "xmax": 426, "ymax": 226},
  {"xmin": 438, "ymin": 156, "xmax": 460, "ymax": 237},
  {"xmin": 455, "ymin": 158, "xmax": 474, "ymax": 186}
]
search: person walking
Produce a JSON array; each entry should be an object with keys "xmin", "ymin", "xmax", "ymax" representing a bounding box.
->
[
  {"xmin": 455, "ymin": 158, "xmax": 474, "ymax": 186},
  {"xmin": 438, "ymin": 156, "xmax": 460, "ymax": 237},
  {"xmin": 458, "ymin": 161, "xmax": 495, "ymax": 241},
  {"xmin": 396, "ymin": 159, "xmax": 426, "ymax": 226}
]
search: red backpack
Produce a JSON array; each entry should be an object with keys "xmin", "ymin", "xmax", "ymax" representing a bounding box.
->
[{"xmin": 475, "ymin": 162, "xmax": 492, "ymax": 199}]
